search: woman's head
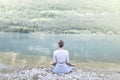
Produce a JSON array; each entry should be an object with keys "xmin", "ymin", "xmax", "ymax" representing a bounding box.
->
[{"xmin": 58, "ymin": 40, "xmax": 64, "ymax": 48}]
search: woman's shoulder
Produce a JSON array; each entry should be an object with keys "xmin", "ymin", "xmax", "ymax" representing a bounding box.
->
[
  {"xmin": 53, "ymin": 49, "xmax": 60, "ymax": 53},
  {"xmin": 63, "ymin": 49, "xmax": 68, "ymax": 52},
  {"xmin": 54, "ymin": 49, "xmax": 68, "ymax": 53},
  {"xmin": 61, "ymin": 49, "xmax": 69, "ymax": 54}
]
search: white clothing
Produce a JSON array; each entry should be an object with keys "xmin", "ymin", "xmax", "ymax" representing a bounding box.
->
[
  {"xmin": 52, "ymin": 49, "xmax": 72, "ymax": 74},
  {"xmin": 53, "ymin": 49, "xmax": 69, "ymax": 63}
]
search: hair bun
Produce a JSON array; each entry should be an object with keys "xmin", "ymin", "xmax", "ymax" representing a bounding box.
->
[{"xmin": 58, "ymin": 40, "xmax": 64, "ymax": 48}]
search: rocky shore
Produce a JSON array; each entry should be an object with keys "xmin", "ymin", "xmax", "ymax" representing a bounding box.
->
[{"xmin": 0, "ymin": 64, "xmax": 120, "ymax": 80}]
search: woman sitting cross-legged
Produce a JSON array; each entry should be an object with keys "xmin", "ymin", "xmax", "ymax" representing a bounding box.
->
[{"xmin": 51, "ymin": 40, "xmax": 75, "ymax": 74}]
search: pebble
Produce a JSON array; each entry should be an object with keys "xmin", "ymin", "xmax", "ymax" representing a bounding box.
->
[{"xmin": 0, "ymin": 67, "xmax": 120, "ymax": 80}]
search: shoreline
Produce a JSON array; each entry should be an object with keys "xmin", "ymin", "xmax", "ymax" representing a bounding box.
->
[{"xmin": 0, "ymin": 64, "xmax": 120, "ymax": 80}]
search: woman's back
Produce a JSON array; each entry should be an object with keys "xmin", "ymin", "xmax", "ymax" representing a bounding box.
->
[
  {"xmin": 53, "ymin": 49, "xmax": 69, "ymax": 63},
  {"xmin": 52, "ymin": 40, "xmax": 73, "ymax": 74}
]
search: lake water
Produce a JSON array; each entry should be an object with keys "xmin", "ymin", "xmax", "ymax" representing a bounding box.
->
[{"xmin": 0, "ymin": 32, "xmax": 120, "ymax": 69}]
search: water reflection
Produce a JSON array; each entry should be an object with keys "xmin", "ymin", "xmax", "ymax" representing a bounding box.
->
[
  {"xmin": 1, "ymin": 51, "xmax": 120, "ymax": 70},
  {"xmin": 0, "ymin": 52, "xmax": 18, "ymax": 65},
  {"xmin": 0, "ymin": 33, "xmax": 120, "ymax": 68},
  {"xmin": 0, "ymin": 52, "xmax": 51, "ymax": 67},
  {"xmin": 28, "ymin": 46, "xmax": 51, "ymax": 54},
  {"xmin": 11, "ymin": 52, "xmax": 17, "ymax": 65}
]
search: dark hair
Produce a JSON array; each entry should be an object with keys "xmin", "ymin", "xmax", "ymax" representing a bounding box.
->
[{"xmin": 58, "ymin": 40, "xmax": 64, "ymax": 48}]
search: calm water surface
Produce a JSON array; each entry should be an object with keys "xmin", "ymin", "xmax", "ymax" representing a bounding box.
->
[{"xmin": 0, "ymin": 32, "xmax": 120, "ymax": 69}]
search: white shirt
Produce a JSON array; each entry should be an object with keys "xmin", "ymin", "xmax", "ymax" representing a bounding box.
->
[{"xmin": 53, "ymin": 49, "xmax": 69, "ymax": 63}]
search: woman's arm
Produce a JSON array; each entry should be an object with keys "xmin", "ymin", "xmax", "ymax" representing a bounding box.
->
[
  {"xmin": 66, "ymin": 62, "xmax": 76, "ymax": 66},
  {"xmin": 51, "ymin": 62, "xmax": 56, "ymax": 66}
]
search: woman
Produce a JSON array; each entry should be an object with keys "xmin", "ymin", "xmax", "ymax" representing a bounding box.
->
[{"xmin": 51, "ymin": 40, "xmax": 75, "ymax": 74}]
